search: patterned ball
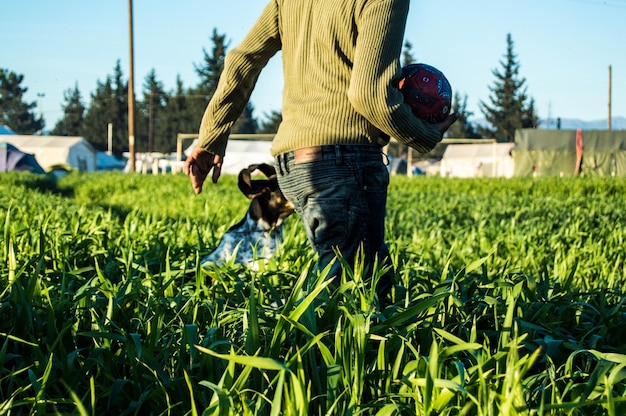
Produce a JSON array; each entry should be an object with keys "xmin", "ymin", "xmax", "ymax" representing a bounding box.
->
[{"xmin": 398, "ymin": 63, "xmax": 452, "ymax": 124}]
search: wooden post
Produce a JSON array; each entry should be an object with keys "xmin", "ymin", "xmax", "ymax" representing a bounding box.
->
[
  {"xmin": 127, "ymin": 0, "xmax": 136, "ymax": 172},
  {"xmin": 608, "ymin": 65, "xmax": 613, "ymax": 131}
]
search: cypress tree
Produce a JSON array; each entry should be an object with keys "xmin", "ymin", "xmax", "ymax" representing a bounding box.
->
[
  {"xmin": 479, "ymin": 33, "xmax": 537, "ymax": 141},
  {"xmin": 446, "ymin": 92, "xmax": 480, "ymax": 139},
  {"xmin": 258, "ymin": 110, "xmax": 283, "ymax": 134},
  {"xmin": 50, "ymin": 84, "xmax": 85, "ymax": 136},
  {"xmin": 189, "ymin": 29, "xmax": 229, "ymax": 130},
  {"xmin": 231, "ymin": 102, "xmax": 258, "ymax": 134},
  {"xmin": 81, "ymin": 61, "xmax": 128, "ymax": 155},
  {"xmin": 138, "ymin": 69, "xmax": 171, "ymax": 153},
  {"xmin": 165, "ymin": 76, "xmax": 196, "ymax": 142},
  {"xmin": 0, "ymin": 68, "xmax": 44, "ymax": 134}
]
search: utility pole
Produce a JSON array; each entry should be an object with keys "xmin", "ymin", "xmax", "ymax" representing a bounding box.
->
[
  {"xmin": 546, "ymin": 101, "xmax": 552, "ymax": 129},
  {"xmin": 127, "ymin": 0, "xmax": 137, "ymax": 172},
  {"xmin": 107, "ymin": 123, "xmax": 113, "ymax": 155},
  {"xmin": 37, "ymin": 92, "xmax": 45, "ymax": 135},
  {"xmin": 608, "ymin": 65, "xmax": 613, "ymax": 131},
  {"xmin": 148, "ymin": 85, "xmax": 154, "ymax": 153}
]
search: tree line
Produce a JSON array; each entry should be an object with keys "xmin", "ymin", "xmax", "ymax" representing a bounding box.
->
[{"xmin": 1, "ymin": 31, "xmax": 536, "ymax": 155}]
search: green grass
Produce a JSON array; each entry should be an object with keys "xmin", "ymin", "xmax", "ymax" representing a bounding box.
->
[{"xmin": 1, "ymin": 171, "xmax": 625, "ymax": 415}]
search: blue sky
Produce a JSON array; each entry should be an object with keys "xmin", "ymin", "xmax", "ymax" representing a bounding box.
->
[{"xmin": 2, "ymin": 0, "xmax": 625, "ymax": 129}]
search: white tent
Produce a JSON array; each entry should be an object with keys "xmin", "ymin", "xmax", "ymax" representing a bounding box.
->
[
  {"xmin": 440, "ymin": 142, "xmax": 515, "ymax": 178},
  {"xmin": 185, "ymin": 135, "xmax": 275, "ymax": 175},
  {"xmin": 0, "ymin": 135, "xmax": 97, "ymax": 172}
]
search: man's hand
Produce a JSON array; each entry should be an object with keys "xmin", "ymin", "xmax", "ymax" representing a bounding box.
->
[
  {"xmin": 434, "ymin": 112, "xmax": 460, "ymax": 135},
  {"xmin": 183, "ymin": 147, "xmax": 223, "ymax": 194}
]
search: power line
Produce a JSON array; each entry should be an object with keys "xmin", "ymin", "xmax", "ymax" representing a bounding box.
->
[{"xmin": 563, "ymin": 0, "xmax": 626, "ymax": 8}]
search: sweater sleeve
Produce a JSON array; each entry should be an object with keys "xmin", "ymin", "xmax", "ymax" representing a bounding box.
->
[
  {"xmin": 348, "ymin": 0, "xmax": 442, "ymax": 153},
  {"xmin": 196, "ymin": 0, "xmax": 281, "ymax": 156}
]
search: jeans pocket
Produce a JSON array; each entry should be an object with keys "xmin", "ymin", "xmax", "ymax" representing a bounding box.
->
[
  {"xmin": 301, "ymin": 197, "xmax": 350, "ymax": 251},
  {"xmin": 361, "ymin": 159, "xmax": 390, "ymax": 191}
]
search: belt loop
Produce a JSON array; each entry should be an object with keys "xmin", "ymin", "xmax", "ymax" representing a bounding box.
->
[
  {"xmin": 277, "ymin": 154, "xmax": 284, "ymax": 175},
  {"xmin": 382, "ymin": 151, "xmax": 390, "ymax": 166},
  {"xmin": 334, "ymin": 144, "xmax": 342, "ymax": 165}
]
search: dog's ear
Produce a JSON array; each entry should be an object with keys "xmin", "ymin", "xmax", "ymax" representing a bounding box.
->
[
  {"xmin": 250, "ymin": 163, "xmax": 277, "ymax": 179},
  {"xmin": 238, "ymin": 163, "xmax": 278, "ymax": 199}
]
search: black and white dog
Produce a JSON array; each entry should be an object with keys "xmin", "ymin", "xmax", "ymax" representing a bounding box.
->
[{"xmin": 201, "ymin": 163, "xmax": 295, "ymax": 267}]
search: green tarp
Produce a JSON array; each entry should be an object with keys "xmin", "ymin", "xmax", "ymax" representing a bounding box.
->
[{"xmin": 512, "ymin": 129, "xmax": 626, "ymax": 176}]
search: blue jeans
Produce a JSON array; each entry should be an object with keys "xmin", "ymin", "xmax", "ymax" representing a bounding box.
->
[{"xmin": 275, "ymin": 144, "xmax": 393, "ymax": 294}]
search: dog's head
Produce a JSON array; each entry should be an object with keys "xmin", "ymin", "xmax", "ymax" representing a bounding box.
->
[{"xmin": 238, "ymin": 163, "xmax": 295, "ymax": 229}]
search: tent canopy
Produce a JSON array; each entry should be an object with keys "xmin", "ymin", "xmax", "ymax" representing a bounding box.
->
[
  {"xmin": 0, "ymin": 142, "xmax": 45, "ymax": 173},
  {"xmin": 513, "ymin": 129, "xmax": 626, "ymax": 176},
  {"xmin": 440, "ymin": 142, "xmax": 514, "ymax": 177},
  {"xmin": 97, "ymin": 151, "xmax": 126, "ymax": 171},
  {"xmin": 0, "ymin": 135, "xmax": 97, "ymax": 171},
  {"xmin": 0, "ymin": 125, "xmax": 16, "ymax": 135}
]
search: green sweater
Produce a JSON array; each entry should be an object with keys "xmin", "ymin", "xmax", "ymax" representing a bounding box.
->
[{"xmin": 197, "ymin": 0, "xmax": 442, "ymax": 157}]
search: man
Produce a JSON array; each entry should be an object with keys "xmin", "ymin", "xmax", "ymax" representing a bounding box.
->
[{"xmin": 185, "ymin": 0, "xmax": 458, "ymax": 299}]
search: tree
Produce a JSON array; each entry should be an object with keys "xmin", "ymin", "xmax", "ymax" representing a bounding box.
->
[
  {"xmin": 190, "ymin": 28, "xmax": 260, "ymax": 136},
  {"xmin": 82, "ymin": 78, "xmax": 117, "ymax": 153},
  {"xmin": 402, "ymin": 40, "xmax": 417, "ymax": 66},
  {"xmin": 138, "ymin": 69, "xmax": 170, "ymax": 153},
  {"xmin": 164, "ymin": 76, "xmax": 196, "ymax": 148},
  {"xmin": 110, "ymin": 61, "xmax": 130, "ymax": 150},
  {"xmin": 82, "ymin": 61, "xmax": 128, "ymax": 155},
  {"xmin": 522, "ymin": 97, "xmax": 539, "ymax": 129},
  {"xmin": 50, "ymin": 83, "xmax": 85, "ymax": 136},
  {"xmin": 258, "ymin": 110, "xmax": 282, "ymax": 134},
  {"xmin": 0, "ymin": 68, "xmax": 44, "ymax": 134},
  {"xmin": 188, "ymin": 29, "xmax": 229, "ymax": 129},
  {"xmin": 446, "ymin": 92, "xmax": 481, "ymax": 139},
  {"xmin": 479, "ymin": 33, "xmax": 538, "ymax": 141},
  {"xmin": 231, "ymin": 102, "xmax": 258, "ymax": 134}
]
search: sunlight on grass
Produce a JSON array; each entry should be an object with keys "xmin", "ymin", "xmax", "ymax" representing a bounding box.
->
[{"xmin": 1, "ymin": 172, "xmax": 625, "ymax": 414}]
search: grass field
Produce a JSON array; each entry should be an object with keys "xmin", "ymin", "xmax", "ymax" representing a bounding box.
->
[{"xmin": 1, "ymin": 171, "xmax": 625, "ymax": 415}]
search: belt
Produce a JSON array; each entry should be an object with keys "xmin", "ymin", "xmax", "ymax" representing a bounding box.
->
[
  {"xmin": 289, "ymin": 144, "xmax": 382, "ymax": 164},
  {"xmin": 276, "ymin": 144, "xmax": 386, "ymax": 175}
]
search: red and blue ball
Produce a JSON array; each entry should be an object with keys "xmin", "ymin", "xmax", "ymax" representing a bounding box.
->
[{"xmin": 398, "ymin": 63, "xmax": 452, "ymax": 124}]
